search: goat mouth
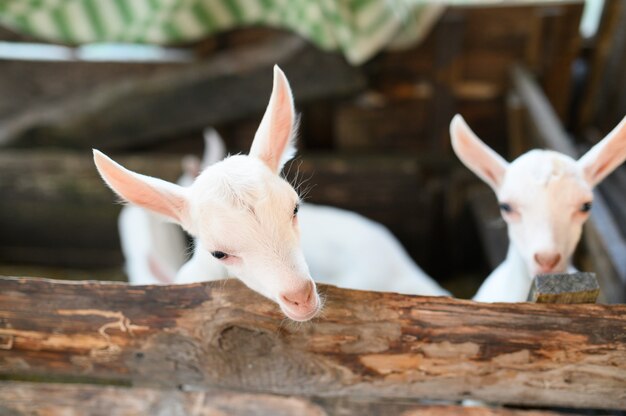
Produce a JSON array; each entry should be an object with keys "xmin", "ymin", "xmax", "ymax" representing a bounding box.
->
[
  {"xmin": 280, "ymin": 303, "xmax": 320, "ymax": 322},
  {"xmin": 533, "ymin": 265, "xmax": 566, "ymax": 276}
]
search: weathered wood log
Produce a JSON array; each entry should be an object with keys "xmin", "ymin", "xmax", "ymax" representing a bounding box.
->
[
  {"xmin": 1, "ymin": 276, "xmax": 625, "ymax": 410},
  {"xmin": 0, "ymin": 381, "xmax": 579, "ymax": 416},
  {"xmin": 511, "ymin": 64, "xmax": 626, "ymax": 303},
  {"xmin": 0, "ymin": 150, "xmax": 444, "ymax": 273},
  {"xmin": 0, "ymin": 34, "xmax": 365, "ymax": 150},
  {"xmin": 527, "ymin": 272, "xmax": 600, "ymax": 304}
]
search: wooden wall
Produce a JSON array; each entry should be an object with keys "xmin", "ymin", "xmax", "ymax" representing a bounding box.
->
[{"xmin": 0, "ymin": 2, "xmax": 586, "ymax": 294}]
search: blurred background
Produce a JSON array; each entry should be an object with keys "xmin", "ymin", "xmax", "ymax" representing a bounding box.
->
[{"xmin": 0, "ymin": 0, "xmax": 624, "ymax": 301}]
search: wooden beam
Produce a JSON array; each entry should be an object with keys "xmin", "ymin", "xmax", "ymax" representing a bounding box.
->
[
  {"xmin": 511, "ymin": 64, "xmax": 626, "ymax": 303},
  {"xmin": 579, "ymin": 0, "xmax": 626, "ymax": 132},
  {"xmin": 468, "ymin": 189, "xmax": 507, "ymax": 269},
  {"xmin": 0, "ymin": 276, "xmax": 625, "ymax": 410},
  {"xmin": 0, "ymin": 150, "xmax": 441, "ymax": 271},
  {"xmin": 0, "ymin": 150, "xmax": 182, "ymax": 268},
  {"xmin": 0, "ymin": 35, "xmax": 365, "ymax": 150},
  {"xmin": 511, "ymin": 66, "xmax": 576, "ymax": 156},
  {"xmin": 0, "ymin": 382, "xmax": 579, "ymax": 416}
]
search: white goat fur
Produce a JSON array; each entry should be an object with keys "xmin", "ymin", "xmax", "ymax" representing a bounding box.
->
[
  {"xmin": 450, "ymin": 114, "xmax": 626, "ymax": 302},
  {"xmin": 95, "ymin": 66, "xmax": 320, "ymax": 322},
  {"xmin": 175, "ymin": 130, "xmax": 449, "ymax": 296},
  {"xmin": 116, "ymin": 128, "xmax": 226, "ymax": 286},
  {"xmin": 118, "ymin": 205, "xmax": 187, "ymax": 285}
]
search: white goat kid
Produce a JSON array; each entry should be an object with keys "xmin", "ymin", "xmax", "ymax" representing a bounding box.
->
[
  {"xmin": 450, "ymin": 114, "xmax": 626, "ymax": 302},
  {"xmin": 118, "ymin": 205, "xmax": 187, "ymax": 285},
  {"xmin": 177, "ymin": 129, "xmax": 450, "ymax": 296},
  {"xmin": 94, "ymin": 66, "xmax": 321, "ymax": 322},
  {"xmin": 116, "ymin": 128, "xmax": 225, "ymax": 286}
]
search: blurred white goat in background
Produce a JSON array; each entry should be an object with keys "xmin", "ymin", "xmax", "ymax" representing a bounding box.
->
[{"xmin": 450, "ymin": 114, "xmax": 626, "ymax": 302}]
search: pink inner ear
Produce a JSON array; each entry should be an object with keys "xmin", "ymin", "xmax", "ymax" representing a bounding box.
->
[
  {"xmin": 94, "ymin": 151, "xmax": 187, "ymax": 224},
  {"xmin": 579, "ymin": 116, "xmax": 626, "ymax": 186},
  {"xmin": 451, "ymin": 115, "xmax": 508, "ymax": 190},
  {"xmin": 250, "ymin": 66, "xmax": 296, "ymax": 173},
  {"xmin": 266, "ymin": 79, "xmax": 294, "ymax": 168}
]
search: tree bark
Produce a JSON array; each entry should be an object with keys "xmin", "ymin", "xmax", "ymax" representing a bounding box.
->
[
  {"xmin": 0, "ymin": 276, "xmax": 624, "ymax": 410},
  {"xmin": 0, "ymin": 381, "xmax": 579, "ymax": 416}
]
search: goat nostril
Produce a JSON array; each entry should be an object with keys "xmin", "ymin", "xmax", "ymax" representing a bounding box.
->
[
  {"xmin": 281, "ymin": 294, "xmax": 298, "ymax": 306},
  {"xmin": 534, "ymin": 253, "xmax": 561, "ymax": 269},
  {"xmin": 281, "ymin": 282, "xmax": 315, "ymax": 309}
]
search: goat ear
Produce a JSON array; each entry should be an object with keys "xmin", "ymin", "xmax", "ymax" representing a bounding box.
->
[
  {"xmin": 450, "ymin": 114, "xmax": 509, "ymax": 191},
  {"xmin": 250, "ymin": 65, "xmax": 297, "ymax": 174},
  {"xmin": 93, "ymin": 150, "xmax": 193, "ymax": 232},
  {"xmin": 201, "ymin": 127, "xmax": 227, "ymax": 169},
  {"xmin": 578, "ymin": 116, "xmax": 626, "ymax": 187}
]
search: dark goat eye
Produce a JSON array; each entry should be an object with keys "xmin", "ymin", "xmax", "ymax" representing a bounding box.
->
[
  {"xmin": 211, "ymin": 251, "xmax": 228, "ymax": 260},
  {"xmin": 293, "ymin": 203, "xmax": 300, "ymax": 216},
  {"xmin": 580, "ymin": 202, "xmax": 593, "ymax": 213},
  {"xmin": 498, "ymin": 203, "xmax": 513, "ymax": 213}
]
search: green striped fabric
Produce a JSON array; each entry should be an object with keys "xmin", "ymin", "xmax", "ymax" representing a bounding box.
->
[{"xmin": 0, "ymin": 0, "xmax": 443, "ymax": 64}]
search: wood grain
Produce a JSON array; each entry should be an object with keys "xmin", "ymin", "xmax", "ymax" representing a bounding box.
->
[
  {"xmin": 0, "ymin": 276, "xmax": 624, "ymax": 410},
  {"xmin": 0, "ymin": 381, "xmax": 579, "ymax": 416}
]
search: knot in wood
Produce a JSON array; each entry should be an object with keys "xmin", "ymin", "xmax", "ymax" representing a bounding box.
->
[{"xmin": 218, "ymin": 326, "xmax": 278, "ymax": 354}]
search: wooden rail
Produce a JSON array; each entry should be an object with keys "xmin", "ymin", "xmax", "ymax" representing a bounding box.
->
[{"xmin": 0, "ymin": 276, "xmax": 624, "ymax": 411}]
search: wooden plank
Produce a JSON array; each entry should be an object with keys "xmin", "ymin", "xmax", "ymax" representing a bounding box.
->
[
  {"xmin": 579, "ymin": 0, "xmax": 626, "ymax": 132},
  {"xmin": 334, "ymin": 92, "xmax": 434, "ymax": 151},
  {"xmin": 0, "ymin": 150, "xmax": 441, "ymax": 271},
  {"xmin": 537, "ymin": 4, "xmax": 583, "ymax": 122},
  {"xmin": 0, "ymin": 276, "xmax": 625, "ymax": 410},
  {"xmin": 0, "ymin": 35, "xmax": 365, "ymax": 150},
  {"xmin": 0, "ymin": 381, "xmax": 579, "ymax": 416},
  {"xmin": 506, "ymin": 92, "xmax": 528, "ymax": 159},
  {"xmin": 468, "ymin": 189, "xmax": 508, "ymax": 269},
  {"xmin": 0, "ymin": 150, "xmax": 182, "ymax": 268},
  {"xmin": 511, "ymin": 64, "xmax": 626, "ymax": 302}
]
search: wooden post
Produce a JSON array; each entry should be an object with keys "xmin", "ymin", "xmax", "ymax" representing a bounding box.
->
[
  {"xmin": 1, "ymin": 276, "xmax": 625, "ymax": 410},
  {"xmin": 527, "ymin": 272, "xmax": 600, "ymax": 304}
]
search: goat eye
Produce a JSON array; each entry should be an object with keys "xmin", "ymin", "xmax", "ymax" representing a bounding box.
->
[
  {"xmin": 498, "ymin": 203, "xmax": 513, "ymax": 213},
  {"xmin": 210, "ymin": 251, "xmax": 228, "ymax": 260},
  {"xmin": 580, "ymin": 201, "xmax": 593, "ymax": 213},
  {"xmin": 293, "ymin": 203, "xmax": 300, "ymax": 216}
]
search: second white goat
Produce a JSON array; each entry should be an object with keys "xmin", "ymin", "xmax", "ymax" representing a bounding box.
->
[{"xmin": 450, "ymin": 114, "xmax": 626, "ymax": 302}]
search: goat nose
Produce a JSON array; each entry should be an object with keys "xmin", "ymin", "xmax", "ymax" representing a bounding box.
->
[
  {"xmin": 534, "ymin": 252, "xmax": 561, "ymax": 269},
  {"xmin": 280, "ymin": 281, "xmax": 314, "ymax": 307}
]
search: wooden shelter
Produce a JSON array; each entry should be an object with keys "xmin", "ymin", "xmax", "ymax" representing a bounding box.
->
[{"xmin": 0, "ymin": 1, "xmax": 625, "ymax": 414}]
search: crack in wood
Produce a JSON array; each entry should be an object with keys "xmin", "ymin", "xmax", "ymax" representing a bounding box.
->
[{"xmin": 57, "ymin": 309, "xmax": 150, "ymax": 343}]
